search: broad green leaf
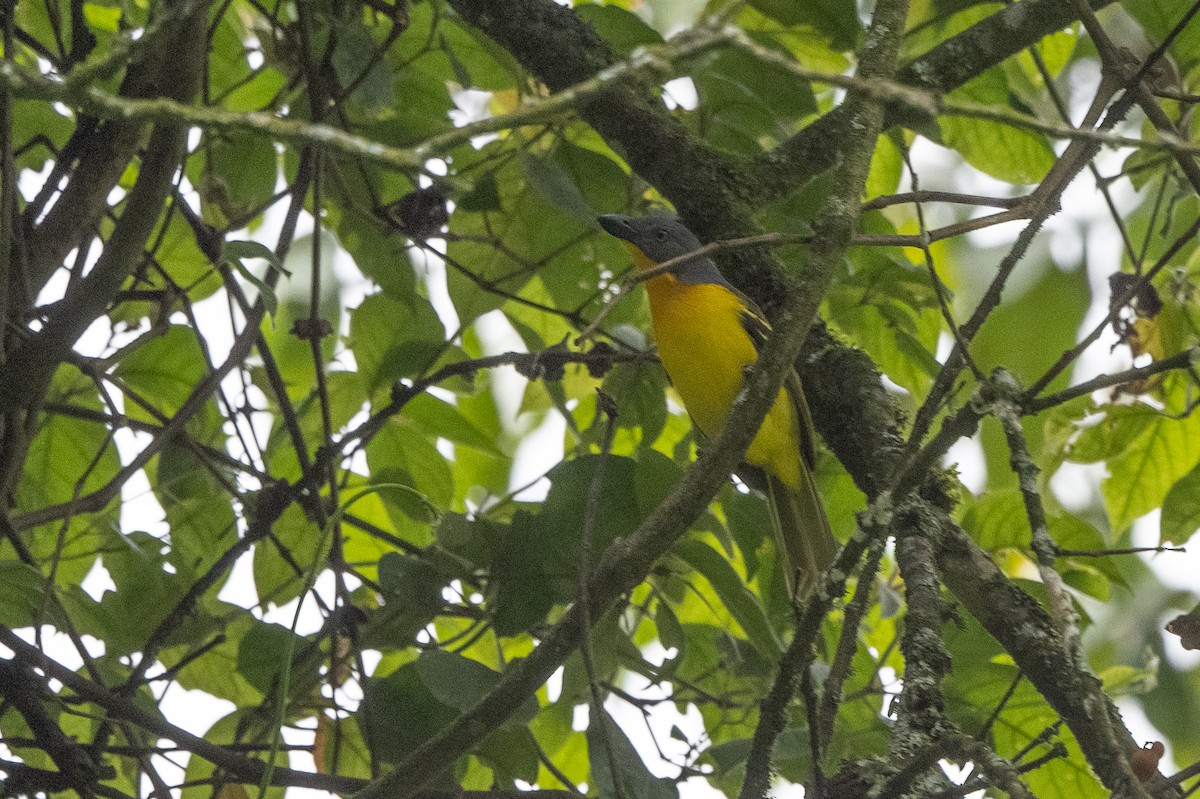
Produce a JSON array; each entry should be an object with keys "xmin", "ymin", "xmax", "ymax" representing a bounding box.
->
[
  {"xmin": 587, "ymin": 711, "xmax": 678, "ymax": 799},
  {"xmin": 114, "ymin": 325, "xmax": 224, "ymax": 440},
  {"xmin": 317, "ymin": 715, "xmax": 374, "ymax": 781},
  {"xmin": 360, "ymin": 662, "xmax": 460, "ymax": 766},
  {"xmin": 96, "ymin": 531, "xmax": 191, "ymax": 656},
  {"xmin": 415, "ymin": 649, "xmax": 537, "ymax": 721},
  {"xmin": 193, "ymin": 129, "xmax": 278, "ymax": 226},
  {"xmin": 182, "ymin": 712, "xmax": 287, "ymax": 799},
  {"xmin": 691, "ymin": 43, "xmax": 817, "ymax": 154},
  {"xmin": 749, "ymin": 0, "xmax": 862, "ymax": 50},
  {"xmin": 674, "ymin": 538, "xmax": 782, "ymax": 660},
  {"xmin": 154, "ymin": 440, "xmax": 236, "ymax": 575},
  {"xmin": 1103, "ymin": 386, "xmax": 1200, "ymax": 533},
  {"xmin": 332, "ymin": 18, "xmax": 395, "ymax": 115},
  {"xmin": 360, "ymin": 552, "xmax": 444, "ymax": 650},
  {"xmin": 166, "ymin": 619, "xmax": 262, "ymax": 706},
  {"xmin": 521, "ymin": 151, "xmax": 599, "ymax": 225},
  {"xmin": 1162, "ymin": 461, "xmax": 1200, "ymax": 545},
  {"xmin": 236, "ymin": 621, "xmax": 315, "ymax": 696},
  {"xmin": 0, "ymin": 562, "xmax": 56, "ymax": 628},
  {"xmin": 253, "ymin": 502, "xmax": 330, "ymax": 609},
  {"xmin": 940, "ymin": 68, "xmax": 1054, "ymax": 185},
  {"xmin": 826, "ymin": 249, "xmax": 942, "ymax": 397},
  {"xmin": 477, "ymin": 725, "xmax": 541, "ymax": 784},
  {"xmin": 12, "ymin": 100, "xmax": 72, "ymax": 172},
  {"xmin": 492, "ymin": 455, "xmax": 641, "ymax": 634},
  {"xmin": 601, "ymin": 360, "xmax": 669, "ymax": 445},
  {"xmin": 17, "ymin": 370, "xmax": 120, "ymax": 586},
  {"xmin": 402, "ymin": 392, "xmax": 503, "ymax": 456},
  {"xmin": 1124, "ymin": 0, "xmax": 1200, "ymax": 71},
  {"xmin": 350, "ymin": 293, "xmax": 446, "ymax": 394},
  {"xmin": 366, "ymin": 416, "xmax": 454, "ymax": 532},
  {"xmin": 577, "ymin": 5, "xmax": 663, "ymax": 54}
]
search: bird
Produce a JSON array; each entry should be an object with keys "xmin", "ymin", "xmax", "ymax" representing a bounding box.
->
[{"xmin": 597, "ymin": 213, "xmax": 837, "ymax": 598}]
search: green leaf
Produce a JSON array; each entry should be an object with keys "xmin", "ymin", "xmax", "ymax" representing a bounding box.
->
[
  {"xmin": 182, "ymin": 712, "xmax": 287, "ymax": 799},
  {"xmin": 492, "ymin": 455, "xmax": 642, "ymax": 634},
  {"xmin": 446, "ymin": 144, "xmax": 622, "ymax": 322},
  {"xmin": 96, "ymin": 531, "xmax": 191, "ymax": 656},
  {"xmin": 366, "ymin": 417, "xmax": 454, "ymax": 533},
  {"xmin": 749, "ymin": 0, "xmax": 862, "ymax": 50},
  {"xmin": 359, "ymin": 553, "xmax": 445, "ymax": 650},
  {"xmin": 940, "ymin": 114, "xmax": 1055, "ymax": 186},
  {"xmin": 16, "ymin": 371, "xmax": 120, "ymax": 586},
  {"xmin": 587, "ymin": 711, "xmax": 679, "ymax": 799},
  {"xmin": 361, "ymin": 662, "xmax": 460, "ymax": 765},
  {"xmin": 1163, "ymin": 461, "xmax": 1200, "ymax": 545},
  {"xmin": 165, "ymin": 611, "xmax": 262, "ymax": 705},
  {"xmin": 337, "ymin": 207, "xmax": 418, "ymax": 299},
  {"xmin": 220, "ymin": 66, "xmax": 287, "ymax": 112},
  {"xmin": 691, "ymin": 44, "xmax": 818, "ymax": 154},
  {"xmin": 155, "ymin": 439, "xmax": 236, "ymax": 575},
  {"xmin": 12, "ymin": 100, "xmax": 73, "ymax": 173},
  {"xmin": 436, "ymin": 15, "xmax": 518, "ymax": 91},
  {"xmin": 723, "ymin": 488, "xmax": 772, "ymax": 579},
  {"xmin": 317, "ymin": 715, "xmax": 374, "ymax": 781},
  {"xmin": 223, "ymin": 238, "xmax": 284, "ymax": 271},
  {"xmin": 521, "ymin": 151, "xmax": 598, "ymax": 224},
  {"xmin": 253, "ymin": 502, "xmax": 330, "ymax": 609},
  {"xmin": 1103, "ymin": 390, "xmax": 1200, "ymax": 533},
  {"xmin": 371, "ymin": 55, "xmax": 454, "ymax": 144},
  {"xmin": 477, "ymin": 725, "xmax": 541, "ymax": 784},
  {"xmin": 193, "ymin": 129, "xmax": 278, "ymax": 226},
  {"xmin": 332, "ymin": 18, "xmax": 395, "ymax": 115},
  {"xmin": 575, "ymin": 5, "xmax": 663, "ymax": 55},
  {"xmin": 1098, "ymin": 659, "xmax": 1158, "ymax": 696},
  {"xmin": 236, "ymin": 622, "xmax": 310, "ymax": 695},
  {"xmin": 350, "ymin": 293, "xmax": 446, "ymax": 393},
  {"xmin": 826, "ymin": 249, "xmax": 942, "ymax": 396},
  {"xmin": 403, "ymin": 393, "xmax": 503, "ymax": 455},
  {"xmin": 0, "ymin": 562, "xmax": 54, "ymax": 628},
  {"xmin": 674, "ymin": 538, "xmax": 782, "ymax": 660},
  {"xmin": 224, "ymin": 239, "xmax": 284, "ymax": 314},
  {"xmin": 940, "ymin": 68, "xmax": 1055, "ymax": 185},
  {"xmin": 459, "ymin": 172, "xmax": 502, "ymax": 212},
  {"xmin": 434, "ymin": 512, "xmax": 491, "ymax": 567},
  {"xmin": 114, "ymin": 326, "xmax": 224, "ymax": 440},
  {"xmin": 415, "ymin": 650, "xmax": 538, "ymax": 721},
  {"xmin": 601, "ymin": 360, "xmax": 669, "ymax": 445},
  {"xmin": 1124, "ymin": 0, "xmax": 1200, "ymax": 71}
]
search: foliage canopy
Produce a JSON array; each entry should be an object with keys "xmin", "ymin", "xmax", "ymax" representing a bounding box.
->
[{"xmin": 1, "ymin": 0, "xmax": 1200, "ymax": 798}]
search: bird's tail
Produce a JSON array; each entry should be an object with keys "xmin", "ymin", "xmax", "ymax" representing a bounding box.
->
[{"xmin": 766, "ymin": 466, "xmax": 838, "ymax": 599}]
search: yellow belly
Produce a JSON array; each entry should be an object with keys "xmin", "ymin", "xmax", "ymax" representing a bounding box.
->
[{"xmin": 646, "ymin": 276, "xmax": 802, "ymax": 489}]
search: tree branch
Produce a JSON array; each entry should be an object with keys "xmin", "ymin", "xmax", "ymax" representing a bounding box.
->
[{"xmin": 0, "ymin": 1, "xmax": 209, "ymax": 414}]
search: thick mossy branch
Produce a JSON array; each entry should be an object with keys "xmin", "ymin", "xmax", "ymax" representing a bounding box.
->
[
  {"xmin": 934, "ymin": 516, "xmax": 1150, "ymax": 797},
  {"xmin": 738, "ymin": 0, "xmax": 912, "ymax": 792},
  {"xmin": 751, "ymin": 0, "xmax": 1118, "ymax": 198},
  {"xmin": 436, "ymin": 1, "xmax": 1158, "ymax": 794}
]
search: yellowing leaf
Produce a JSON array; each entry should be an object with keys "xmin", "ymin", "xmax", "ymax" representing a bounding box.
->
[{"xmin": 1129, "ymin": 315, "xmax": 1165, "ymax": 360}]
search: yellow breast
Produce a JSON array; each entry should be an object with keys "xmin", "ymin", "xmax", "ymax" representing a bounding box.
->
[{"xmin": 644, "ymin": 274, "xmax": 802, "ymax": 489}]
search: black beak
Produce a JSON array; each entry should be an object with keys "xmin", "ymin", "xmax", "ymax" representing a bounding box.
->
[{"xmin": 597, "ymin": 214, "xmax": 635, "ymax": 241}]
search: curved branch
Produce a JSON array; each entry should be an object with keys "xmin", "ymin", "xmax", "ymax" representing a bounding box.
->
[
  {"xmin": 0, "ymin": 3, "xmax": 209, "ymax": 415},
  {"xmin": 19, "ymin": 0, "xmax": 212, "ymax": 298},
  {"xmin": 751, "ymin": 0, "xmax": 1118, "ymax": 197}
]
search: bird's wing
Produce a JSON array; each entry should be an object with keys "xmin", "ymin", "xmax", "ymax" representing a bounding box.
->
[{"xmin": 735, "ymin": 295, "xmax": 819, "ymax": 471}]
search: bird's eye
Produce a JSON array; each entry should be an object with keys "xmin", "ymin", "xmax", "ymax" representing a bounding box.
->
[{"xmin": 655, "ymin": 229, "xmax": 668, "ymax": 241}]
